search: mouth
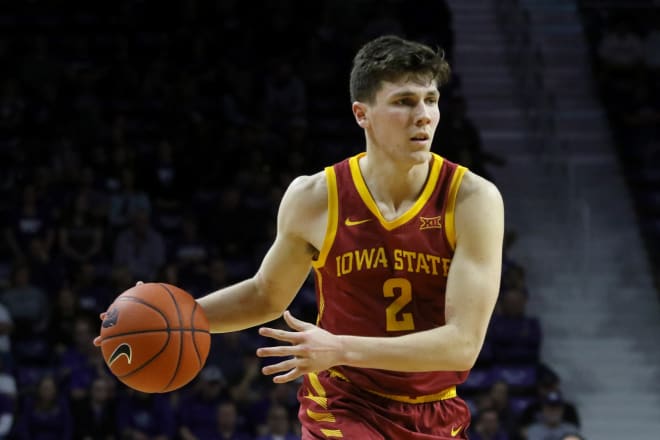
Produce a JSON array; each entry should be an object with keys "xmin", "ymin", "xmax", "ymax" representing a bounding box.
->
[{"xmin": 410, "ymin": 133, "xmax": 430, "ymax": 142}]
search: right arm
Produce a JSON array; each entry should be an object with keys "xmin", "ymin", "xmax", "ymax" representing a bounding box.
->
[{"xmin": 197, "ymin": 174, "xmax": 326, "ymax": 333}]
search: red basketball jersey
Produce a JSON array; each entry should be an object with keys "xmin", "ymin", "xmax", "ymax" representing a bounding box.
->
[{"xmin": 312, "ymin": 152, "xmax": 468, "ymax": 400}]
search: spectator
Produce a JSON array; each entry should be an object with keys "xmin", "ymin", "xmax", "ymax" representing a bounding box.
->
[
  {"xmin": 0, "ymin": 391, "xmax": 12, "ymax": 440},
  {"xmin": 57, "ymin": 190, "xmax": 104, "ymax": 270},
  {"xmin": 488, "ymin": 380, "xmax": 518, "ymax": 437},
  {"xmin": 560, "ymin": 434, "xmax": 585, "ymax": 440},
  {"xmin": 597, "ymin": 20, "xmax": 643, "ymax": 71},
  {"xmin": 0, "ymin": 303, "xmax": 11, "ymax": 366},
  {"xmin": 524, "ymin": 392, "xmax": 580, "ymax": 440},
  {"xmin": 15, "ymin": 375, "xmax": 73, "ymax": 440},
  {"xmin": 169, "ymin": 215, "xmax": 210, "ymax": 286},
  {"xmin": 146, "ymin": 140, "xmax": 184, "ymax": 234},
  {"xmin": 644, "ymin": 23, "xmax": 660, "ymax": 72},
  {"xmin": 58, "ymin": 315, "xmax": 107, "ymax": 402},
  {"xmin": 256, "ymin": 404, "xmax": 298, "ymax": 440},
  {"xmin": 519, "ymin": 367, "xmax": 580, "ymax": 429},
  {"xmin": 470, "ymin": 407, "xmax": 509, "ymax": 440},
  {"xmin": 113, "ymin": 209, "xmax": 165, "ymax": 282},
  {"xmin": 71, "ymin": 376, "xmax": 118, "ymax": 440},
  {"xmin": 212, "ymin": 400, "xmax": 251, "ymax": 440},
  {"xmin": 489, "ymin": 287, "xmax": 542, "ymax": 364},
  {"xmin": 117, "ymin": 390, "xmax": 176, "ymax": 440},
  {"xmin": 72, "ymin": 262, "xmax": 113, "ymax": 315},
  {"xmin": 178, "ymin": 365, "xmax": 230, "ymax": 440},
  {"xmin": 108, "ymin": 169, "xmax": 151, "ymax": 230},
  {"xmin": 3, "ymin": 185, "xmax": 55, "ymax": 262},
  {"xmin": 0, "ymin": 264, "xmax": 49, "ymax": 337},
  {"xmin": 264, "ymin": 60, "xmax": 307, "ymax": 130},
  {"xmin": 49, "ymin": 286, "xmax": 82, "ymax": 354},
  {"xmin": 249, "ymin": 381, "xmax": 299, "ymax": 437},
  {"xmin": 24, "ymin": 237, "xmax": 65, "ymax": 291}
]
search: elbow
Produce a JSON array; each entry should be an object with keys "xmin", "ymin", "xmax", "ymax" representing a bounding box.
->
[
  {"xmin": 457, "ymin": 345, "xmax": 480, "ymax": 371},
  {"xmin": 449, "ymin": 328, "xmax": 483, "ymax": 371}
]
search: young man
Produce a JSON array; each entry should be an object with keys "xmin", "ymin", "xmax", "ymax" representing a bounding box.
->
[
  {"xmin": 97, "ymin": 35, "xmax": 503, "ymax": 438},
  {"xmin": 196, "ymin": 35, "xmax": 504, "ymax": 439}
]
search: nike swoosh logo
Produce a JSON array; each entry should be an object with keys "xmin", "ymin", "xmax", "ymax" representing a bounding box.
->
[
  {"xmin": 450, "ymin": 425, "xmax": 463, "ymax": 437},
  {"xmin": 108, "ymin": 343, "xmax": 132, "ymax": 367},
  {"xmin": 345, "ymin": 218, "xmax": 372, "ymax": 226}
]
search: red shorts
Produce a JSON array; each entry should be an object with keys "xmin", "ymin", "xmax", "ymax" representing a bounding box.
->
[{"xmin": 298, "ymin": 371, "xmax": 470, "ymax": 439}]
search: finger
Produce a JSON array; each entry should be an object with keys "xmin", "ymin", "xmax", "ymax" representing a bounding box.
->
[
  {"xmin": 256, "ymin": 345, "xmax": 301, "ymax": 358},
  {"xmin": 93, "ymin": 336, "xmax": 102, "ymax": 347},
  {"xmin": 99, "ymin": 312, "xmax": 107, "ymax": 321},
  {"xmin": 136, "ymin": 281, "xmax": 144, "ymax": 286},
  {"xmin": 259, "ymin": 327, "xmax": 302, "ymax": 344},
  {"xmin": 261, "ymin": 358, "xmax": 298, "ymax": 376},
  {"xmin": 273, "ymin": 367, "xmax": 304, "ymax": 384},
  {"xmin": 282, "ymin": 310, "xmax": 312, "ymax": 332}
]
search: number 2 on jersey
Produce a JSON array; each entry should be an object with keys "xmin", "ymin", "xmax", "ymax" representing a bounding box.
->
[{"xmin": 383, "ymin": 278, "xmax": 415, "ymax": 331}]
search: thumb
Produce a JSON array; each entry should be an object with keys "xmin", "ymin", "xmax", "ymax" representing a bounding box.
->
[{"xmin": 282, "ymin": 310, "xmax": 312, "ymax": 331}]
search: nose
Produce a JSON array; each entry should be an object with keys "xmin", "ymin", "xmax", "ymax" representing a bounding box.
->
[{"xmin": 414, "ymin": 102, "xmax": 432, "ymax": 126}]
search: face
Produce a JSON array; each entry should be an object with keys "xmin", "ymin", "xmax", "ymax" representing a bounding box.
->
[
  {"xmin": 38, "ymin": 377, "xmax": 57, "ymax": 402},
  {"xmin": 542, "ymin": 404, "xmax": 564, "ymax": 426},
  {"xmin": 479, "ymin": 410, "xmax": 499, "ymax": 435},
  {"xmin": 354, "ymin": 76, "xmax": 440, "ymax": 165}
]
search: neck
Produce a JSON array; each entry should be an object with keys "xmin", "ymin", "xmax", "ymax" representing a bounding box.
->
[{"xmin": 359, "ymin": 150, "xmax": 431, "ymax": 214}]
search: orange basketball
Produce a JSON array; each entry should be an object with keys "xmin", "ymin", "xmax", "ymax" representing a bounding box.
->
[{"xmin": 98, "ymin": 283, "xmax": 211, "ymax": 393}]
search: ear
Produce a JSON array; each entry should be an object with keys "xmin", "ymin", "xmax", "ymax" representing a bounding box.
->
[{"xmin": 352, "ymin": 101, "xmax": 369, "ymax": 129}]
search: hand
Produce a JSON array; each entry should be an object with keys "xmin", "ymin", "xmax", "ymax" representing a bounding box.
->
[
  {"xmin": 256, "ymin": 311, "xmax": 343, "ymax": 383},
  {"xmin": 93, "ymin": 281, "xmax": 144, "ymax": 347}
]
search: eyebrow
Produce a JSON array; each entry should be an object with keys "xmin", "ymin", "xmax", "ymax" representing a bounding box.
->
[{"xmin": 389, "ymin": 89, "xmax": 440, "ymax": 99}]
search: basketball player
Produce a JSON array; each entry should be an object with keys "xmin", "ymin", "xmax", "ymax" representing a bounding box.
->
[
  {"xmin": 194, "ymin": 35, "xmax": 504, "ymax": 439},
  {"xmin": 103, "ymin": 35, "xmax": 504, "ymax": 438}
]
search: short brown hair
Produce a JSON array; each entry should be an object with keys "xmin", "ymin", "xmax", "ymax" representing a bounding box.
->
[{"xmin": 349, "ymin": 35, "xmax": 451, "ymax": 103}]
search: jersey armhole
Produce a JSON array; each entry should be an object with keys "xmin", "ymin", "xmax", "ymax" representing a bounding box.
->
[
  {"xmin": 444, "ymin": 166, "xmax": 467, "ymax": 251},
  {"xmin": 312, "ymin": 166, "xmax": 338, "ymax": 268}
]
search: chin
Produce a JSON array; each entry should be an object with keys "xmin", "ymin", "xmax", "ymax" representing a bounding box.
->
[{"xmin": 406, "ymin": 149, "xmax": 432, "ymax": 164}]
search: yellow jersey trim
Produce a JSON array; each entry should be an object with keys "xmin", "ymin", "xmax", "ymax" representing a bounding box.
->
[
  {"xmin": 320, "ymin": 429, "xmax": 344, "ymax": 438},
  {"xmin": 445, "ymin": 166, "xmax": 467, "ymax": 251},
  {"xmin": 327, "ymin": 368, "xmax": 457, "ymax": 403},
  {"xmin": 364, "ymin": 385, "xmax": 456, "ymax": 404},
  {"xmin": 313, "ymin": 166, "xmax": 339, "ymax": 268},
  {"xmin": 314, "ymin": 268, "xmax": 325, "ymax": 325},
  {"xmin": 348, "ymin": 153, "xmax": 443, "ymax": 231},
  {"xmin": 306, "ymin": 409, "xmax": 336, "ymax": 423}
]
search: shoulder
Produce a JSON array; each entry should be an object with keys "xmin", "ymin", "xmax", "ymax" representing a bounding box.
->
[
  {"xmin": 279, "ymin": 171, "xmax": 328, "ymax": 216},
  {"xmin": 453, "ymin": 170, "xmax": 504, "ymax": 246},
  {"xmin": 456, "ymin": 170, "xmax": 502, "ymax": 207},
  {"xmin": 277, "ymin": 170, "xmax": 328, "ymax": 234}
]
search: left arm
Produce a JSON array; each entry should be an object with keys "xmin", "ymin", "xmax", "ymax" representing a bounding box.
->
[{"xmin": 258, "ymin": 172, "xmax": 504, "ymax": 382}]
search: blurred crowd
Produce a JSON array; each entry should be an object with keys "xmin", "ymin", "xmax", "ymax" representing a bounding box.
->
[
  {"xmin": 0, "ymin": 1, "xmax": 581, "ymax": 439},
  {"xmin": 579, "ymin": 2, "xmax": 660, "ymax": 292}
]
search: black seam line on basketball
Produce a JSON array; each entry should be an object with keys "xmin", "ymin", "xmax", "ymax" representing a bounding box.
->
[
  {"xmin": 191, "ymin": 302, "xmax": 202, "ymax": 367},
  {"xmin": 116, "ymin": 296, "xmax": 169, "ymax": 327},
  {"xmin": 101, "ymin": 329, "xmax": 209, "ymax": 341},
  {"xmin": 159, "ymin": 283, "xmax": 184, "ymax": 392},
  {"xmin": 117, "ymin": 329, "xmax": 170, "ymax": 380}
]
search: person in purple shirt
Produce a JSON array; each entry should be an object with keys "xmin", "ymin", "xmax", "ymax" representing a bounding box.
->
[
  {"xmin": 211, "ymin": 401, "xmax": 252, "ymax": 440},
  {"xmin": 71, "ymin": 376, "xmax": 117, "ymax": 440},
  {"xmin": 469, "ymin": 408, "xmax": 510, "ymax": 440},
  {"xmin": 255, "ymin": 404, "xmax": 299, "ymax": 440},
  {"xmin": 489, "ymin": 287, "xmax": 542, "ymax": 364},
  {"xmin": 178, "ymin": 365, "xmax": 230, "ymax": 440},
  {"xmin": 117, "ymin": 389, "xmax": 176, "ymax": 439},
  {"xmin": 15, "ymin": 375, "xmax": 73, "ymax": 440}
]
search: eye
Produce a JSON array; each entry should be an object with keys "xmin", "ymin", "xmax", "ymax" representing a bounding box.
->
[{"xmin": 425, "ymin": 97, "xmax": 438, "ymax": 104}]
